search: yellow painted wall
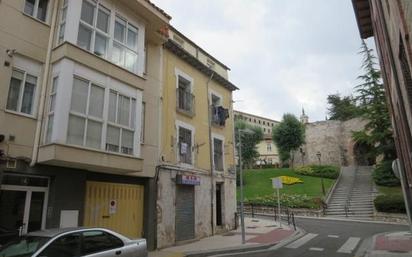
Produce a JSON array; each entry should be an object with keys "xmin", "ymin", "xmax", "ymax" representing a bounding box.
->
[
  {"xmin": 256, "ymin": 139, "xmax": 279, "ymax": 164},
  {"xmin": 161, "ymin": 49, "xmax": 235, "ymax": 172}
]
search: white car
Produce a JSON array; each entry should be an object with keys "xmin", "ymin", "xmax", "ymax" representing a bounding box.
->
[{"xmin": 0, "ymin": 227, "xmax": 147, "ymax": 257}]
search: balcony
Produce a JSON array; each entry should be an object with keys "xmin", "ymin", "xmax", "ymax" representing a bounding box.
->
[
  {"xmin": 211, "ymin": 105, "xmax": 229, "ymax": 127},
  {"xmin": 176, "ymin": 88, "xmax": 195, "ymax": 117},
  {"xmin": 37, "ymin": 144, "xmax": 143, "ymax": 175}
]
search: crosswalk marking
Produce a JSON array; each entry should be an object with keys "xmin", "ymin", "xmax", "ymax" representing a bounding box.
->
[
  {"xmin": 285, "ymin": 233, "xmax": 318, "ymax": 249},
  {"xmin": 337, "ymin": 237, "xmax": 361, "ymax": 254},
  {"xmin": 328, "ymin": 235, "xmax": 339, "ymax": 238},
  {"xmin": 309, "ymin": 247, "xmax": 324, "ymax": 251}
]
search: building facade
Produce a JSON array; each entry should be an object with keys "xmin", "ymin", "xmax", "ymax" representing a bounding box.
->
[
  {"xmin": 234, "ymin": 111, "xmax": 280, "ymax": 166},
  {"xmin": 156, "ymin": 27, "xmax": 238, "ymax": 248},
  {"xmin": 0, "ymin": 0, "xmax": 170, "ymax": 249},
  {"xmin": 352, "ymin": 0, "xmax": 412, "ymax": 223}
]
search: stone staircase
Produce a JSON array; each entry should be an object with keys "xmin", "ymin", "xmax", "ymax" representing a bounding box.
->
[{"xmin": 325, "ymin": 166, "xmax": 374, "ymax": 220}]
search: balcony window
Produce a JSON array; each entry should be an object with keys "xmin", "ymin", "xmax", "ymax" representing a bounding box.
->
[
  {"xmin": 57, "ymin": 0, "xmax": 68, "ymax": 44},
  {"xmin": 177, "ymin": 76, "xmax": 195, "ymax": 116},
  {"xmin": 112, "ymin": 16, "xmax": 138, "ymax": 72},
  {"xmin": 213, "ymin": 138, "xmax": 224, "ymax": 171},
  {"xmin": 77, "ymin": 0, "xmax": 110, "ymax": 58},
  {"xmin": 24, "ymin": 0, "xmax": 49, "ymax": 22},
  {"xmin": 6, "ymin": 69, "xmax": 37, "ymax": 116},
  {"xmin": 45, "ymin": 77, "xmax": 59, "ymax": 143},
  {"xmin": 211, "ymin": 94, "xmax": 229, "ymax": 126},
  {"xmin": 178, "ymin": 127, "xmax": 192, "ymax": 164}
]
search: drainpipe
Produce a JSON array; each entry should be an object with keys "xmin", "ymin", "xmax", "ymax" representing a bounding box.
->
[
  {"xmin": 206, "ymin": 71, "xmax": 215, "ymax": 236},
  {"xmin": 30, "ymin": 0, "xmax": 59, "ymax": 167}
]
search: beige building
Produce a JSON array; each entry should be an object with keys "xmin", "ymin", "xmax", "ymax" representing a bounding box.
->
[
  {"xmin": 0, "ymin": 0, "xmax": 170, "ymax": 249},
  {"xmin": 156, "ymin": 27, "xmax": 238, "ymax": 248},
  {"xmin": 234, "ymin": 111, "xmax": 280, "ymax": 165}
]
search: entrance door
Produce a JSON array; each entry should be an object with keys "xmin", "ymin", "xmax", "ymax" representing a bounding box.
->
[
  {"xmin": 175, "ymin": 185, "xmax": 195, "ymax": 241},
  {"xmin": 83, "ymin": 181, "xmax": 144, "ymax": 239},
  {"xmin": 0, "ymin": 187, "xmax": 48, "ymax": 234},
  {"xmin": 216, "ymin": 183, "xmax": 223, "ymax": 226}
]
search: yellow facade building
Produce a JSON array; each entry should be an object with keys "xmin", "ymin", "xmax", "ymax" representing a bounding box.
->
[{"xmin": 156, "ymin": 27, "xmax": 238, "ymax": 247}]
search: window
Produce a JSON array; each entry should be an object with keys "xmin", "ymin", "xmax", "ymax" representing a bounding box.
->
[
  {"xmin": 24, "ymin": 0, "xmax": 49, "ymax": 22},
  {"xmin": 112, "ymin": 16, "xmax": 138, "ymax": 72},
  {"xmin": 141, "ymin": 102, "xmax": 145, "ymax": 143},
  {"xmin": 213, "ymin": 138, "xmax": 224, "ymax": 171},
  {"xmin": 267, "ymin": 143, "xmax": 272, "ymax": 152},
  {"xmin": 58, "ymin": 0, "xmax": 68, "ymax": 44},
  {"xmin": 40, "ymin": 233, "xmax": 81, "ymax": 257},
  {"xmin": 45, "ymin": 77, "xmax": 58, "ymax": 143},
  {"xmin": 82, "ymin": 231, "xmax": 123, "ymax": 255},
  {"xmin": 177, "ymin": 76, "xmax": 194, "ymax": 115},
  {"xmin": 78, "ymin": 0, "xmax": 111, "ymax": 58},
  {"xmin": 178, "ymin": 127, "xmax": 192, "ymax": 164},
  {"xmin": 67, "ymin": 77, "xmax": 104, "ymax": 149},
  {"xmin": 6, "ymin": 69, "xmax": 37, "ymax": 115},
  {"xmin": 106, "ymin": 90, "xmax": 137, "ymax": 155}
]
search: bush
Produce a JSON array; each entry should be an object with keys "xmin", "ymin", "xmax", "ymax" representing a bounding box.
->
[
  {"xmin": 294, "ymin": 165, "xmax": 339, "ymax": 179},
  {"xmin": 374, "ymin": 194, "xmax": 406, "ymax": 213},
  {"xmin": 244, "ymin": 194, "xmax": 320, "ymax": 209},
  {"xmin": 373, "ymin": 160, "xmax": 400, "ymax": 186}
]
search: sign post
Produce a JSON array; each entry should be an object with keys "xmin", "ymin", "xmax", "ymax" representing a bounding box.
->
[{"xmin": 272, "ymin": 177, "xmax": 283, "ymax": 228}]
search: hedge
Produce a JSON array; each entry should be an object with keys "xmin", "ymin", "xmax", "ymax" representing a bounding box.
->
[
  {"xmin": 374, "ymin": 194, "xmax": 406, "ymax": 213},
  {"xmin": 373, "ymin": 160, "xmax": 400, "ymax": 186},
  {"xmin": 294, "ymin": 165, "xmax": 339, "ymax": 179}
]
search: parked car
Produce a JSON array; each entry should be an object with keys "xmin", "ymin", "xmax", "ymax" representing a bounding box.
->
[
  {"xmin": 0, "ymin": 226, "xmax": 19, "ymax": 247},
  {"xmin": 0, "ymin": 227, "xmax": 147, "ymax": 257}
]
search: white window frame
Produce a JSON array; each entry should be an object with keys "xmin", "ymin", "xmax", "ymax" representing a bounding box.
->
[
  {"xmin": 209, "ymin": 90, "xmax": 223, "ymax": 106},
  {"xmin": 23, "ymin": 0, "xmax": 50, "ymax": 23},
  {"xmin": 212, "ymin": 133, "xmax": 225, "ymax": 172},
  {"xmin": 176, "ymin": 120, "xmax": 195, "ymax": 167},
  {"xmin": 175, "ymin": 68, "xmax": 194, "ymax": 92},
  {"xmin": 6, "ymin": 68, "xmax": 39, "ymax": 118},
  {"xmin": 45, "ymin": 76, "xmax": 59, "ymax": 144},
  {"xmin": 57, "ymin": 0, "xmax": 68, "ymax": 44}
]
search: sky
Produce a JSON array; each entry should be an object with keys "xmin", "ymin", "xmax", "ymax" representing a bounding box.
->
[{"xmin": 152, "ymin": 0, "xmax": 376, "ymax": 122}]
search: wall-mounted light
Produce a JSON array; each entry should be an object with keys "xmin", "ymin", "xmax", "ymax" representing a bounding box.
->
[{"xmin": 6, "ymin": 49, "xmax": 16, "ymax": 57}]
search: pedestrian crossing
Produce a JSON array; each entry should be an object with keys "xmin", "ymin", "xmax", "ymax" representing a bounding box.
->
[{"xmin": 281, "ymin": 233, "xmax": 362, "ymax": 255}]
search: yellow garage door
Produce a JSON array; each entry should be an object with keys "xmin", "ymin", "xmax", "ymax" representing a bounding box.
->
[{"xmin": 84, "ymin": 181, "xmax": 144, "ymax": 239}]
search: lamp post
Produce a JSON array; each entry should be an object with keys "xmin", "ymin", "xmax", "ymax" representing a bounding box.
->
[
  {"xmin": 237, "ymin": 128, "xmax": 254, "ymax": 244},
  {"xmin": 316, "ymin": 151, "xmax": 325, "ymax": 196}
]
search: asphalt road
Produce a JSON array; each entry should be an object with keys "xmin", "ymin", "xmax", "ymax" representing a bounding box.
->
[{"xmin": 224, "ymin": 217, "xmax": 409, "ymax": 257}]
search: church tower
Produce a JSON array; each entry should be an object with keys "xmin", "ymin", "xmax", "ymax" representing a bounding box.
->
[{"xmin": 300, "ymin": 108, "xmax": 309, "ymax": 124}]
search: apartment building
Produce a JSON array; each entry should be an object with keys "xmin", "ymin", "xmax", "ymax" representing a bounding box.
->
[
  {"xmin": 156, "ymin": 27, "xmax": 238, "ymax": 247},
  {"xmin": 234, "ymin": 111, "xmax": 280, "ymax": 165},
  {"xmin": 0, "ymin": 0, "xmax": 170, "ymax": 249},
  {"xmin": 352, "ymin": 0, "xmax": 412, "ymax": 222}
]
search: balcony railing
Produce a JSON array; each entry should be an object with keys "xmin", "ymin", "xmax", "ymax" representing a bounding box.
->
[
  {"xmin": 211, "ymin": 105, "xmax": 229, "ymax": 127},
  {"xmin": 176, "ymin": 88, "xmax": 195, "ymax": 117}
]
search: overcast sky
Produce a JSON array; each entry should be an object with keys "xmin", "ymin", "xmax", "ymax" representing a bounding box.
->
[{"xmin": 152, "ymin": 0, "xmax": 375, "ymax": 122}]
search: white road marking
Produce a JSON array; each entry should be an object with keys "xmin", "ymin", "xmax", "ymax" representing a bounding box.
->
[
  {"xmin": 309, "ymin": 247, "xmax": 324, "ymax": 251},
  {"xmin": 328, "ymin": 235, "xmax": 340, "ymax": 238},
  {"xmin": 337, "ymin": 237, "xmax": 361, "ymax": 254},
  {"xmin": 285, "ymin": 233, "xmax": 318, "ymax": 249}
]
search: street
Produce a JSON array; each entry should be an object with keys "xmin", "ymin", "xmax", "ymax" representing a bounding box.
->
[{"xmin": 224, "ymin": 217, "xmax": 409, "ymax": 257}]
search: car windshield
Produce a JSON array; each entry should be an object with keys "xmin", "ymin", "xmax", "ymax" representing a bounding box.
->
[{"xmin": 0, "ymin": 236, "xmax": 50, "ymax": 257}]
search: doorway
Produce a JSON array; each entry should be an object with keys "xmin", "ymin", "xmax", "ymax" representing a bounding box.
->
[
  {"xmin": 216, "ymin": 183, "xmax": 223, "ymax": 226},
  {"xmin": 175, "ymin": 185, "xmax": 195, "ymax": 241},
  {"xmin": 0, "ymin": 184, "xmax": 48, "ymax": 235}
]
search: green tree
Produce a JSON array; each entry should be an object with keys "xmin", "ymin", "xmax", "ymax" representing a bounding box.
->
[
  {"xmin": 353, "ymin": 40, "xmax": 396, "ymax": 161},
  {"xmin": 272, "ymin": 114, "xmax": 305, "ymax": 167},
  {"xmin": 235, "ymin": 120, "xmax": 264, "ymax": 168},
  {"xmin": 327, "ymin": 93, "xmax": 361, "ymax": 121}
]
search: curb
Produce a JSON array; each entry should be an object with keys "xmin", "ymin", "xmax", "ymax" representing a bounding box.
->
[
  {"xmin": 293, "ymin": 215, "xmax": 411, "ymax": 225},
  {"xmin": 198, "ymin": 227, "xmax": 306, "ymax": 257}
]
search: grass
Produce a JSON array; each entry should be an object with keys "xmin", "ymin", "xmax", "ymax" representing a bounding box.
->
[{"xmin": 237, "ymin": 168, "xmax": 336, "ymax": 200}]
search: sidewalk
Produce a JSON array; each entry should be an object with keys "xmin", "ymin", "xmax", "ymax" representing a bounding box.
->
[
  {"xmin": 149, "ymin": 217, "xmax": 300, "ymax": 257},
  {"xmin": 365, "ymin": 231, "xmax": 412, "ymax": 257}
]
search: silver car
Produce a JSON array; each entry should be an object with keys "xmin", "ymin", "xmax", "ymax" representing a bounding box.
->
[{"xmin": 0, "ymin": 227, "xmax": 147, "ymax": 257}]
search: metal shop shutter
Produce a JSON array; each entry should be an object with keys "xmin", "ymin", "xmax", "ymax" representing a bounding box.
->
[
  {"xmin": 83, "ymin": 181, "xmax": 144, "ymax": 239},
  {"xmin": 175, "ymin": 185, "xmax": 195, "ymax": 241}
]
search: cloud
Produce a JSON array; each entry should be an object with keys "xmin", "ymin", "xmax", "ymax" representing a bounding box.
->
[{"xmin": 152, "ymin": 0, "xmax": 373, "ymax": 121}]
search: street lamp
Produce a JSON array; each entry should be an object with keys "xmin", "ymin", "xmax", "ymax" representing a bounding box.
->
[
  {"xmin": 316, "ymin": 151, "xmax": 325, "ymax": 196},
  {"xmin": 237, "ymin": 128, "xmax": 254, "ymax": 244}
]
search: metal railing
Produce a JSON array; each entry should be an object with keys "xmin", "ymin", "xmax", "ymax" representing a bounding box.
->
[
  {"xmin": 238, "ymin": 203, "xmax": 297, "ymax": 230},
  {"xmin": 344, "ymin": 166, "xmax": 358, "ymax": 217}
]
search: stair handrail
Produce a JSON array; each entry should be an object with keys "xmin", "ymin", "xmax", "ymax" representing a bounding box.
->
[{"xmin": 344, "ymin": 166, "xmax": 357, "ymax": 217}]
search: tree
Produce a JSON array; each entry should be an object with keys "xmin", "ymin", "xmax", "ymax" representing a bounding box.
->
[
  {"xmin": 235, "ymin": 120, "xmax": 264, "ymax": 168},
  {"xmin": 272, "ymin": 114, "xmax": 305, "ymax": 167},
  {"xmin": 353, "ymin": 40, "xmax": 396, "ymax": 161},
  {"xmin": 327, "ymin": 93, "xmax": 361, "ymax": 121}
]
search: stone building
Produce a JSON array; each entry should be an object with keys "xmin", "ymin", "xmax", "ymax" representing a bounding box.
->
[
  {"xmin": 234, "ymin": 111, "xmax": 280, "ymax": 165},
  {"xmin": 352, "ymin": 0, "xmax": 412, "ymax": 223}
]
